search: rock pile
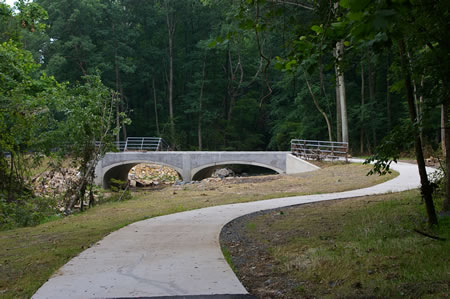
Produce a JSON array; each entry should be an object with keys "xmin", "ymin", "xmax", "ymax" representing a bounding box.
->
[
  {"xmin": 425, "ymin": 156, "xmax": 440, "ymax": 167},
  {"xmin": 212, "ymin": 168, "xmax": 235, "ymax": 178},
  {"xmin": 32, "ymin": 168, "xmax": 79, "ymax": 198},
  {"xmin": 129, "ymin": 164, "xmax": 179, "ymax": 187}
]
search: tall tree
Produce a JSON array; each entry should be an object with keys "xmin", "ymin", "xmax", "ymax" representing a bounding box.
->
[
  {"xmin": 338, "ymin": 0, "xmax": 449, "ymax": 223},
  {"xmin": 164, "ymin": 0, "xmax": 177, "ymax": 146}
]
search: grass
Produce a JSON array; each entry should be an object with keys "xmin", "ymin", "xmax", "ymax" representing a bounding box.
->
[
  {"xmin": 245, "ymin": 222, "xmax": 257, "ymax": 231},
  {"xmin": 0, "ymin": 163, "xmax": 397, "ymax": 298},
  {"xmin": 235, "ymin": 191, "xmax": 449, "ymax": 298},
  {"xmin": 221, "ymin": 247, "xmax": 236, "ymax": 272}
]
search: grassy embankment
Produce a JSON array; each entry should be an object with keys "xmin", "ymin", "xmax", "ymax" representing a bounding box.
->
[
  {"xmin": 0, "ymin": 163, "xmax": 396, "ymax": 298},
  {"xmin": 226, "ymin": 191, "xmax": 449, "ymax": 298}
]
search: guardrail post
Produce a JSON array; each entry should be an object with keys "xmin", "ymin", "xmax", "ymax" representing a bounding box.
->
[{"xmin": 157, "ymin": 138, "xmax": 162, "ymax": 151}]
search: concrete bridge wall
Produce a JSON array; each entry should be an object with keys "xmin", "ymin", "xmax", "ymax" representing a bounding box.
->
[{"xmin": 94, "ymin": 151, "xmax": 319, "ymax": 188}]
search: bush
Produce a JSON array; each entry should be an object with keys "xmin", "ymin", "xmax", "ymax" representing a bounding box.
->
[{"xmin": 0, "ymin": 193, "xmax": 58, "ymax": 230}]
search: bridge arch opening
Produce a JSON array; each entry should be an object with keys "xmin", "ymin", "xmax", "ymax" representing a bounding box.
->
[
  {"xmin": 192, "ymin": 163, "xmax": 279, "ymax": 181},
  {"xmin": 102, "ymin": 161, "xmax": 182, "ymax": 189}
]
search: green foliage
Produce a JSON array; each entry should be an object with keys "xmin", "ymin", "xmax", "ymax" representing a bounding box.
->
[
  {"xmin": 0, "ymin": 8, "xmax": 63, "ymax": 228},
  {"xmin": 49, "ymin": 74, "xmax": 129, "ymax": 212},
  {"xmin": 364, "ymin": 122, "xmax": 414, "ymax": 175},
  {"xmin": 1, "ymin": 0, "xmax": 47, "ymax": 42},
  {"xmin": 0, "ymin": 193, "xmax": 57, "ymax": 230},
  {"xmin": 15, "ymin": 0, "xmax": 48, "ymax": 33},
  {"xmin": 226, "ymin": 97, "xmax": 265, "ymax": 150},
  {"xmin": 108, "ymin": 178, "xmax": 132, "ymax": 202},
  {"xmin": 12, "ymin": 0, "xmax": 440, "ymax": 156},
  {"xmin": 0, "ymin": 0, "xmax": 447, "ymax": 225},
  {"xmin": 0, "ymin": 40, "xmax": 59, "ymax": 203},
  {"xmin": 109, "ymin": 178, "xmax": 127, "ymax": 192},
  {"xmin": 53, "ymin": 75, "xmax": 126, "ymax": 156},
  {"xmin": 0, "ymin": 3, "xmax": 129, "ymax": 225}
]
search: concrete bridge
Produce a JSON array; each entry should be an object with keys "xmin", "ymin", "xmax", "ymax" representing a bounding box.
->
[{"xmin": 94, "ymin": 151, "xmax": 319, "ymax": 188}]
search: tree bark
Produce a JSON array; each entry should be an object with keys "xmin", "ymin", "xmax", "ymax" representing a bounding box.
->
[
  {"xmin": 115, "ymin": 60, "xmax": 121, "ymax": 143},
  {"xmin": 335, "ymin": 41, "xmax": 348, "ymax": 143},
  {"xmin": 7, "ymin": 152, "xmax": 14, "ymax": 202},
  {"xmin": 226, "ymin": 51, "xmax": 243, "ymax": 123},
  {"xmin": 152, "ymin": 77, "xmax": 160, "ymax": 136},
  {"xmin": 165, "ymin": 0, "xmax": 176, "ymax": 146},
  {"xmin": 335, "ymin": 69, "xmax": 342, "ymax": 142},
  {"xmin": 360, "ymin": 63, "xmax": 365, "ymax": 154},
  {"xmin": 198, "ymin": 56, "xmax": 207, "ymax": 150},
  {"xmin": 442, "ymin": 104, "xmax": 446, "ymax": 155},
  {"xmin": 412, "ymin": 75, "xmax": 423, "ymax": 143},
  {"xmin": 443, "ymin": 100, "xmax": 450, "ymax": 212},
  {"xmin": 120, "ymin": 100, "xmax": 127, "ymax": 140},
  {"xmin": 397, "ymin": 38, "xmax": 437, "ymax": 225},
  {"xmin": 386, "ymin": 66, "xmax": 392, "ymax": 131},
  {"xmin": 368, "ymin": 61, "xmax": 377, "ymax": 148}
]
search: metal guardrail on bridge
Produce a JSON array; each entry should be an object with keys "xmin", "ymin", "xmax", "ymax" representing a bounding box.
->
[
  {"xmin": 113, "ymin": 137, "xmax": 171, "ymax": 152},
  {"xmin": 291, "ymin": 139, "xmax": 348, "ymax": 161}
]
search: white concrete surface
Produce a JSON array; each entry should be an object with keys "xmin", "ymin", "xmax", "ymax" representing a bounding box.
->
[
  {"xmin": 286, "ymin": 153, "xmax": 320, "ymax": 174},
  {"xmin": 33, "ymin": 160, "xmax": 427, "ymax": 298}
]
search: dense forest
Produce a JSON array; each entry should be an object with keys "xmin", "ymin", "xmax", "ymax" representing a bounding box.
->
[
  {"xmin": 1, "ymin": 0, "xmax": 449, "ymax": 227},
  {"xmin": 10, "ymin": 0, "xmax": 444, "ymax": 152}
]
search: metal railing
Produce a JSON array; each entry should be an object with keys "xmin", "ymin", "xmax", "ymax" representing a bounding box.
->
[
  {"xmin": 291, "ymin": 139, "xmax": 348, "ymax": 161},
  {"xmin": 112, "ymin": 137, "xmax": 171, "ymax": 152}
]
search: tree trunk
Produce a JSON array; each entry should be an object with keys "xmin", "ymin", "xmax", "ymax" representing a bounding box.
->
[
  {"xmin": 360, "ymin": 63, "xmax": 365, "ymax": 154},
  {"xmin": 335, "ymin": 41, "xmax": 348, "ymax": 143},
  {"xmin": 443, "ymin": 100, "xmax": 450, "ymax": 212},
  {"xmin": 442, "ymin": 104, "xmax": 446, "ymax": 154},
  {"xmin": 198, "ymin": 56, "xmax": 207, "ymax": 150},
  {"xmin": 226, "ymin": 51, "xmax": 243, "ymax": 123},
  {"xmin": 152, "ymin": 78, "xmax": 160, "ymax": 136},
  {"xmin": 79, "ymin": 182, "xmax": 86, "ymax": 212},
  {"xmin": 397, "ymin": 38, "xmax": 437, "ymax": 225},
  {"xmin": 115, "ymin": 61, "xmax": 120, "ymax": 143},
  {"xmin": 386, "ymin": 65, "xmax": 392, "ymax": 131},
  {"xmin": 335, "ymin": 70, "xmax": 342, "ymax": 142},
  {"xmin": 165, "ymin": 0, "xmax": 176, "ymax": 146},
  {"xmin": 419, "ymin": 75, "xmax": 424, "ymax": 143},
  {"xmin": 7, "ymin": 152, "xmax": 14, "ymax": 202},
  {"xmin": 319, "ymin": 61, "xmax": 327, "ymax": 97},
  {"xmin": 305, "ymin": 75, "xmax": 332, "ymax": 142},
  {"xmin": 412, "ymin": 76, "xmax": 424, "ymax": 143},
  {"xmin": 168, "ymin": 24, "xmax": 175, "ymax": 144},
  {"xmin": 120, "ymin": 100, "xmax": 127, "ymax": 140},
  {"xmin": 368, "ymin": 61, "xmax": 377, "ymax": 148}
]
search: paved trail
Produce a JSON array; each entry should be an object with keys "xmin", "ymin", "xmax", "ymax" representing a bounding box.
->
[{"xmin": 33, "ymin": 161, "xmax": 425, "ymax": 298}]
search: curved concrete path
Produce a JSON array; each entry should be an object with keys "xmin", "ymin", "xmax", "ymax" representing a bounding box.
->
[{"xmin": 33, "ymin": 161, "xmax": 428, "ymax": 298}]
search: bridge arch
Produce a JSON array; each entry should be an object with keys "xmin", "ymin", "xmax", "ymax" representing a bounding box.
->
[
  {"xmin": 101, "ymin": 160, "xmax": 183, "ymax": 188},
  {"xmin": 191, "ymin": 161, "xmax": 283, "ymax": 181}
]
